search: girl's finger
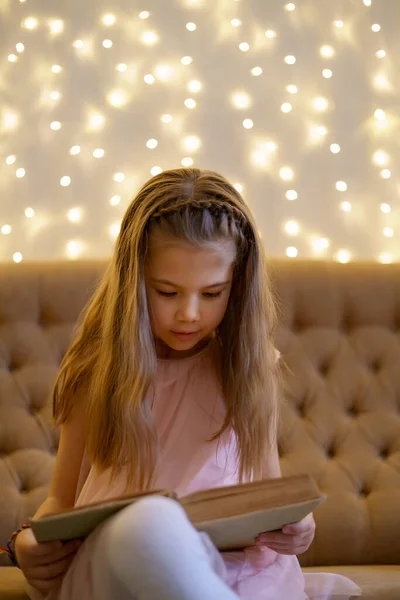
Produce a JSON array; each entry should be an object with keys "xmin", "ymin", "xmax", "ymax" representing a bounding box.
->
[
  {"xmin": 31, "ymin": 552, "xmax": 77, "ymax": 581},
  {"xmin": 35, "ymin": 540, "xmax": 82, "ymax": 566}
]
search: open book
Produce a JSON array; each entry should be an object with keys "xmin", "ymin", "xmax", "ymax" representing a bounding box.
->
[{"xmin": 30, "ymin": 474, "xmax": 325, "ymax": 551}]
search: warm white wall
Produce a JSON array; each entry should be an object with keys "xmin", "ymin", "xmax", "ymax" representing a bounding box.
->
[{"xmin": 1, "ymin": 0, "xmax": 399, "ymax": 263}]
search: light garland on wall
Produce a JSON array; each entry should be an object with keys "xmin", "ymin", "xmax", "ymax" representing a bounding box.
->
[{"xmin": 0, "ymin": 0, "xmax": 398, "ymax": 264}]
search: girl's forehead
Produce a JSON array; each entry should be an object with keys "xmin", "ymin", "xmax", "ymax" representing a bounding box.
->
[{"xmin": 146, "ymin": 235, "xmax": 236, "ymax": 282}]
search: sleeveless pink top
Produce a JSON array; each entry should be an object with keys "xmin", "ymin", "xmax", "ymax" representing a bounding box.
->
[{"xmin": 26, "ymin": 343, "xmax": 361, "ymax": 600}]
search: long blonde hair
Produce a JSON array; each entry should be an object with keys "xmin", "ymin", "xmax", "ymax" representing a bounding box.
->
[{"xmin": 53, "ymin": 168, "xmax": 280, "ymax": 490}]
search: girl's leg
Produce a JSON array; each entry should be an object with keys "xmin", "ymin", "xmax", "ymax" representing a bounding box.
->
[{"xmin": 90, "ymin": 495, "xmax": 239, "ymax": 600}]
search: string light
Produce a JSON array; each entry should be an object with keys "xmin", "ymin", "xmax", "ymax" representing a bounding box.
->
[
  {"xmin": 372, "ymin": 150, "xmax": 389, "ymax": 166},
  {"xmin": 336, "ymin": 250, "xmax": 351, "ymax": 263},
  {"xmin": 107, "ymin": 90, "xmax": 127, "ymax": 107},
  {"xmin": 22, "ymin": 17, "xmax": 39, "ymax": 30},
  {"xmin": 286, "ymin": 246, "xmax": 298, "ymax": 258},
  {"xmin": 320, "ymin": 45, "xmax": 335, "ymax": 58},
  {"xmin": 232, "ymin": 92, "xmax": 251, "ymax": 109},
  {"xmin": 312, "ymin": 97, "xmax": 328, "ymax": 111},
  {"xmin": 151, "ymin": 166, "xmax": 163, "ymax": 176},
  {"xmin": 102, "ymin": 14, "xmax": 116, "ymax": 26},
  {"xmin": 341, "ymin": 201, "xmax": 352, "ymax": 212},
  {"xmin": 286, "ymin": 190, "xmax": 298, "ymax": 200},
  {"xmin": 243, "ymin": 119, "xmax": 254, "ymax": 129},
  {"xmin": 284, "ymin": 220, "xmax": 300, "ymax": 235},
  {"xmin": 188, "ymin": 80, "xmax": 202, "ymax": 92},
  {"xmin": 141, "ymin": 31, "xmax": 159, "ymax": 45},
  {"xmin": 281, "ymin": 102, "xmax": 293, "ymax": 113},
  {"xmin": 312, "ymin": 237, "xmax": 330, "ymax": 252},
  {"xmin": 184, "ymin": 98, "xmax": 197, "ymax": 109},
  {"xmin": 67, "ymin": 208, "xmax": 82, "ymax": 222},
  {"xmin": 13, "ymin": 253, "xmax": 23, "ymax": 263},
  {"xmin": 146, "ymin": 139, "xmax": 159, "ymax": 149},
  {"xmin": 379, "ymin": 253, "xmax": 392, "ymax": 264},
  {"xmin": 66, "ymin": 240, "xmax": 83, "ymax": 259},
  {"xmin": 280, "ymin": 167, "xmax": 294, "ymax": 181},
  {"xmin": 49, "ymin": 19, "xmax": 64, "ymax": 34},
  {"xmin": 2, "ymin": 1, "xmax": 398, "ymax": 265}
]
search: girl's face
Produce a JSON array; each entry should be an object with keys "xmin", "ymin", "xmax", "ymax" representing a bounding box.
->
[{"xmin": 145, "ymin": 232, "xmax": 236, "ymax": 357}]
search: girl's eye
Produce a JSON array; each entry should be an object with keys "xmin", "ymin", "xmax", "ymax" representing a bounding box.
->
[
  {"xmin": 203, "ymin": 291, "xmax": 222, "ymax": 299},
  {"xmin": 157, "ymin": 290, "xmax": 176, "ymax": 297}
]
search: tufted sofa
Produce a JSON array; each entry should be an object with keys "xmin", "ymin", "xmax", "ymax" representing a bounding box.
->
[{"xmin": 0, "ymin": 259, "xmax": 399, "ymax": 599}]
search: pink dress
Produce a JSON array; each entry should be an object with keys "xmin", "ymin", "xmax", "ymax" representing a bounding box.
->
[{"xmin": 27, "ymin": 344, "xmax": 361, "ymax": 600}]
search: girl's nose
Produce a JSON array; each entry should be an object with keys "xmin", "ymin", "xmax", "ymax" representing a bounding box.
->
[{"xmin": 177, "ymin": 297, "xmax": 200, "ymax": 322}]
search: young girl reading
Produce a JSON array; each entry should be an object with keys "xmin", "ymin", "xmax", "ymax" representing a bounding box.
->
[{"xmin": 12, "ymin": 168, "xmax": 361, "ymax": 599}]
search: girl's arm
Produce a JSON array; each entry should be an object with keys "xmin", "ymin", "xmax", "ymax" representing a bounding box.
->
[{"xmin": 37, "ymin": 393, "xmax": 88, "ymax": 517}]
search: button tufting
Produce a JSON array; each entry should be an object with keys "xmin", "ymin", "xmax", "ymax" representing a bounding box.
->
[
  {"xmin": 347, "ymin": 405, "xmax": 359, "ymax": 417},
  {"xmin": 326, "ymin": 445, "xmax": 335, "ymax": 459},
  {"xmin": 380, "ymin": 447, "xmax": 389, "ymax": 459}
]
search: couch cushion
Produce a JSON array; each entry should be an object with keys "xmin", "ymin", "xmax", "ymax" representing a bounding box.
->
[
  {"xmin": 1, "ymin": 565, "xmax": 399, "ymax": 600},
  {"xmin": 303, "ymin": 565, "xmax": 400, "ymax": 600},
  {"xmin": 0, "ymin": 568, "xmax": 28, "ymax": 600}
]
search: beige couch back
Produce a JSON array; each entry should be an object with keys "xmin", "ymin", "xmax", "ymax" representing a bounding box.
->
[{"xmin": 0, "ymin": 260, "xmax": 399, "ymax": 568}]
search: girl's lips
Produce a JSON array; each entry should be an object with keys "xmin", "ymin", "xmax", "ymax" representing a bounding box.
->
[{"xmin": 171, "ymin": 331, "xmax": 199, "ymax": 338}]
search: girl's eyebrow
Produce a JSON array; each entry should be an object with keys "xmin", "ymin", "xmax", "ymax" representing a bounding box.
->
[{"xmin": 152, "ymin": 279, "xmax": 230, "ymax": 289}]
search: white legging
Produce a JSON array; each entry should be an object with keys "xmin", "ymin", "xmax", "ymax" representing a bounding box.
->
[{"xmin": 91, "ymin": 495, "xmax": 240, "ymax": 600}]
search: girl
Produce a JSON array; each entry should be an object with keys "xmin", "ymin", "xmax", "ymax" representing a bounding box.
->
[{"xmin": 12, "ymin": 168, "xmax": 361, "ymax": 600}]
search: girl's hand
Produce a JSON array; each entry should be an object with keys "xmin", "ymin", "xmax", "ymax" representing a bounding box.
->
[
  {"xmin": 255, "ymin": 513, "xmax": 316, "ymax": 556},
  {"xmin": 15, "ymin": 527, "xmax": 82, "ymax": 593}
]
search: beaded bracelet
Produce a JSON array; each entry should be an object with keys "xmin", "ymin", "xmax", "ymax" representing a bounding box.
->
[{"xmin": 0, "ymin": 523, "xmax": 31, "ymax": 567}]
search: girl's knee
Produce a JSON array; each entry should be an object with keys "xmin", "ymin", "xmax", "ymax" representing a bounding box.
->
[{"xmin": 107, "ymin": 495, "xmax": 188, "ymax": 548}]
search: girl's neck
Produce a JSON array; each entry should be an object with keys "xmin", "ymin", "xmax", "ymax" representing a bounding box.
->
[{"xmin": 155, "ymin": 335, "xmax": 213, "ymax": 360}]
